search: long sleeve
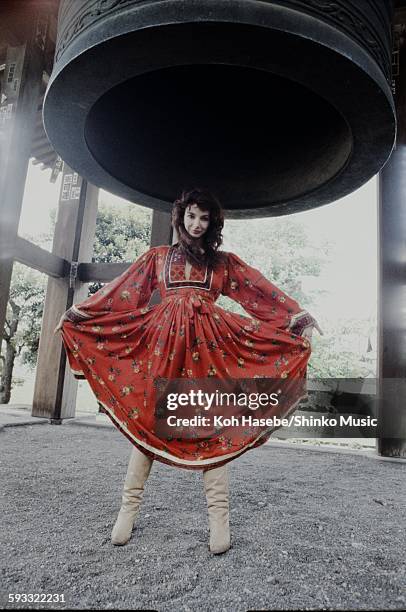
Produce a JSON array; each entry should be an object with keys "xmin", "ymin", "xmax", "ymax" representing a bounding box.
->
[
  {"xmin": 64, "ymin": 247, "xmax": 158, "ymax": 323},
  {"xmin": 222, "ymin": 252, "xmax": 314, "ymax": 335}
]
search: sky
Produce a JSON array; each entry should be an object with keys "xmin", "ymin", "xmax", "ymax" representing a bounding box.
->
[{"xmin": 18, "ymin": 160, "xmax": 378, "ymax": 322}]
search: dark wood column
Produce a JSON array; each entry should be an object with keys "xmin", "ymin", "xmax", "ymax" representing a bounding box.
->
[
  {"xmin": 377, "ymin": 5, "xmax": 406, "ymax": 457},
  {"xmin": 150, "ymin": 209, "xmax": 173, "ymax": 247},
  {"xmin": 0, "ymin": 9, "xmax": 48, "ymax": 350},
  {"xmin": 32, "ymin": 164, "xmax": 98, "ymax": 421}
]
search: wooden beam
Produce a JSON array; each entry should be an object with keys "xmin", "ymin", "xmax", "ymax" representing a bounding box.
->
[
  {"xmin": 0, "ymin": 10, "xmax": 48, "ymax": 349},
  {"xmin": 78, "ymin": 262, "xmax": 130, "ymax": 283},
  {"xmin": 14, "ymin": 236, "xmax": 68, "ymax": 278},
  {"xmin": 377, "ymin": 12, "xmax": 406, "ymax": 458},
  {"xmin": 32, "ymin": 165, "xmax": 98, "ymax": 421}
]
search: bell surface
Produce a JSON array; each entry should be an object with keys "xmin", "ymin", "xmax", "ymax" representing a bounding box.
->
[{"xmin": 44, "ymin": 0, "xmax": 396, "ymax": 217}]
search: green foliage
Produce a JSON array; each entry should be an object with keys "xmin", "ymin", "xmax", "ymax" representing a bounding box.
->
[
  {"xmin": 308, "ymin": 318, "xmax": 376, "ymax": 378},
  {"xmin": 93, "ymin": 202, "xmax": 151, "ymax": 262},
  {"xmin": 219, "ymin": 217, "xmax": 375, "ymax": 378},
  {"xmin": 89, "ymin": 203, "xmax": 152, "ymax": 293},
  {"xmin": 2, "ymin": 264, "xmax": 47, "ymax": 371},
  {"xmin": 222, "ymin": 216, "xmax": 330, "ymax": 308},
  {"xmin": 217, "ymin": 216, "xmax": 329, "ymax": 314}
]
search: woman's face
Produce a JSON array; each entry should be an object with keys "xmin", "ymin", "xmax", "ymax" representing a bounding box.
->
[{"xmin": 183, "ymin": 204, "xmax": 210, "ymax": 238}]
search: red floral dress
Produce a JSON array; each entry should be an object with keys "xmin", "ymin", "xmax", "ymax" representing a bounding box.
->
[{"xmin": 61, "ymin": 245, "xmax": 312, "ymax": 470}]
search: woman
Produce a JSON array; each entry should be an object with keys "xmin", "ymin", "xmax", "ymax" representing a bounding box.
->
[{"xmin": 56, "ymin": 188, "xmax": 321, "ymax": 554}]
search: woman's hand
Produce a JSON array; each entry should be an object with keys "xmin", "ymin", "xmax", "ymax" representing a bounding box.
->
[
  {"xmin": 54, "ymin": 313, "xmax": 66, "ymax": 335},
  {"xmin": 302, "ymin": 319, "xmax": 323, "ymax": 345}
]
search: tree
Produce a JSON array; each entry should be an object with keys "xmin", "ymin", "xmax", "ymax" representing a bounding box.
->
[
  {"xmin": 218, "ymin": 217, "xmax": 376, "ymax": 378},
  {"xmin": 308, "ymin": 317, "xmax": 377, "ymax": 378},
  {"xmin": 0, "ymin": 264, "xmax": 46, "ymax": 403},
  {"xmin": 89, "ymin": 202, "xmax": 152, "ymax": 293},
  {"xmin": 217, "ymin": 216, "xmax": 330, "ymax": 312}
]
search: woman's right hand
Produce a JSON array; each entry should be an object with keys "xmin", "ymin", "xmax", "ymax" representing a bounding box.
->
[{"xmin": 54, "ymin": 313, "xmax": 66, "ymax": 335}]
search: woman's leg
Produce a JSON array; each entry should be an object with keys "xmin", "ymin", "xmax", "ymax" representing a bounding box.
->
[
  {"xmin": 203, "ymin": 464, "xmax": 231, "ymax": 554},
  {"xmin": 111, "ymin": 446, "xmax": 153, "ymax": 546}
]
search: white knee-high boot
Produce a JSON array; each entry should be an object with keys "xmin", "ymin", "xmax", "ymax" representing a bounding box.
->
[
  {"xmin": 203, "ymin": 464, "xmax": 231, "ymax": 554},
  {"xmin": 111, "ymin": 447, "xmax": 153, "ymax": 546}
]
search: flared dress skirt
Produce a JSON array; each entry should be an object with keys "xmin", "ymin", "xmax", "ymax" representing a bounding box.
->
[{"xmin": 62, "ymin": 245, "xmax": 312, "ymax": 469}]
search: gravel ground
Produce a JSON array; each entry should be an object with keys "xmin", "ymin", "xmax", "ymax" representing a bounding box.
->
[{"xmin": 1, "ymin": 422, "xmax": 405, "ymax": 611}]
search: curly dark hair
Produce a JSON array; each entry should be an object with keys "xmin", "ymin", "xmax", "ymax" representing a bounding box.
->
[{"xmin": 171, "ymin": 188, "xmax": 226, "ymax": 269}]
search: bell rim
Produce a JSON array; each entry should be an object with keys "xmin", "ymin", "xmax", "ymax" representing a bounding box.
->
[{"xmin": 44, "ymin": 1, "xmax": 396, "ymax": 217}]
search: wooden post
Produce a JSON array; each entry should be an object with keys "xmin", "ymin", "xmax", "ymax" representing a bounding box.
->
[
  {"xmin": 150, "ymin": 209, "xmax": 173, "ymax": 247},
  {"xmin": 32, "ymin": 164, "xmax": 99, "ymax": 421},
  {"xmin": 0, "ymin": 11, "xmax": 47, "ymax": 352},
  {"xmin": 377, "ymin": 6, "xmax": 406, "ymax": 458}
]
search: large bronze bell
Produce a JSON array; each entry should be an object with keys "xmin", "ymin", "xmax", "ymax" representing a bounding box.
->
[{"xmin": 44, "ymin": 0, "xmax": 396, "ymax": 217}]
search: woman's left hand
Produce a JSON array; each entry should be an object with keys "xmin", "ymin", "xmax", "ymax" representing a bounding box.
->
[
  {"xmin": 54, "ymin": 313, "xmax": 66, "ymax": 335},
  {"xmin": 302, "ymin": 320, "xmax": 323, "ymax": 345}
]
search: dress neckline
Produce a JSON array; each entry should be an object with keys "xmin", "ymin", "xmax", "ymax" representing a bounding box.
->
[{"xmin": 165, "ymin": 245, "xmax": 210, "ymax": 286}]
